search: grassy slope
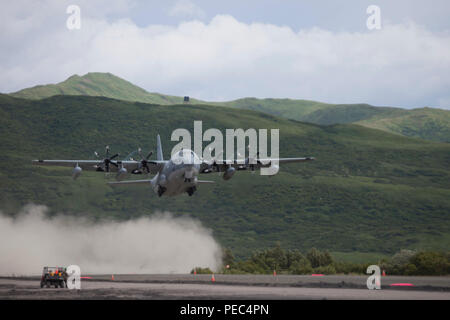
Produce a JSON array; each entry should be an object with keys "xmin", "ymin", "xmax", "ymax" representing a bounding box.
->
[
  {"xmin": 220, "ymin": 99, "xmax": 450, "ymax": 143},
  {"xmin": 0, "ymin": 94, "xmax": 449, "ymax": 259},
  {"xmin": 9, "ymin": 72, "xmax": 202, "ymax": 105},
  {"xmin": 300, "ymin": 104, "xmax": 404, "ymax": 125},
  {"xmin": 357, "ymin": 107, "xmax": 450, "ymax": 143},
  {"xmin": 214, "ymin": 98, "xmax": 335, "ymax": 119},
  {"xmin": 8, "ymin": 72, "xmax": 449, "ymax": 142}
]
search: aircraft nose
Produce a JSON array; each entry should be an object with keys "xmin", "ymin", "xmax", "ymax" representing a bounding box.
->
[{"xmin": 184, "ymin": 166, "xmax": 195, "ymax": 179}]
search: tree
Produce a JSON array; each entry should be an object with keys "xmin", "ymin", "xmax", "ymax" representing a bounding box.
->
[
  {"xmin": 222, "ymin": 248, "xmax": 235, "ymax": 268},
  {"xmin": 391, "ymin": 249, "xmax": 416, "ymax": 267},
  {"xmin": 307, "ymin": 248, "xmax": 321, "ymax": 268},
  {"xmin": 289, "ymin": 257, "xmax": 313, "ymax": 274},
  {"xmin": 321, "ymin": 251, "xmax": 333, "ymax": 267},
  {"xmin": 306, "ymin": 248, "xmax": 333, "ymax": 268},
  {"xmin": 286, "ymin": 249, "xmax": 304, "ymax": 267},
  {"xmin": 410, "ymin": 251, "xmax": 449, "ymax": 275},
  {"xmin": 382, "ymin": 249, "xmax": 416, "ymax": 275}
]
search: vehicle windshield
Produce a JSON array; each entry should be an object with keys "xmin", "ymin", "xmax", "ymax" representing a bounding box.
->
[{"xmin": 45, "ymin": 267, "xmax": 65, "ymax": 272}]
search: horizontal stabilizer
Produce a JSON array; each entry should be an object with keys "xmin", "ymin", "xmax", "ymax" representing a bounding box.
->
[
  {"xmin": 108, "ymin": 179, "xmax": 151, "ymax": 186},
  {"xmin": 197, "ymin": 180, "xmax": 214, "ymax": 184}
]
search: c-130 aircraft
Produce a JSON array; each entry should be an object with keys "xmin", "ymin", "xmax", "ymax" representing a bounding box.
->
[{"xmin": 32, "ymin": 135, "xmax": 314, "ymax": 197}]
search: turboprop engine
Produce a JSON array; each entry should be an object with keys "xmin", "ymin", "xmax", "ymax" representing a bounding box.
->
[
  {"xmin": 116, "ymin": 165, "xmax": 127, "ymax": 181},
  {"xmin": 72, "ymin": 165, "xmax": 82, "ymax": 180},
  {"xmin": 158, "ymin": 173, "xmax": 167, "ymax": 186},
  {"xmin": 222, "ymin": 167, "xmax": 236, "ymax": 180},
  {"xmin": 269, "ymin": 164, "xmax": 279, "ymax": 176}
]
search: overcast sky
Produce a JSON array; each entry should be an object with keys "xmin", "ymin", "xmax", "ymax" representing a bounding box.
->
[{"xmin": 1, "ymin": 0, "xmax": 449, "ymax": 108}]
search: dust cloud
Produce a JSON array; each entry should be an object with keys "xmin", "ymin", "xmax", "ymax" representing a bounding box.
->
[{"xmin": 0, "ymin": 204, "xmax": 222, "ymax": 275}]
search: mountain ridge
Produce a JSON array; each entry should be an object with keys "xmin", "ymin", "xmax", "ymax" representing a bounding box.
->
[
  {"xmin": 9, "ymin": 72, "xmax": 202, "ymax": 105},
  {"xmin": 7, "ymin": 72, "xmax": 450, "ymax": 142}
]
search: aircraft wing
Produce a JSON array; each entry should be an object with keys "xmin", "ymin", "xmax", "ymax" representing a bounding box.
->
[
  {"xmin": 108, "ymin": 179, "xmax": 213, "ymax": 187},
  {"xmin": 257, "ymin": 157, "xmax": 315, "ymax": 164},
  {"xmin": 200, "ymin": 157, "xmax": 315, "ymax": 173},
  {"xmin": 108, "ymin": 179, "xmax": 152, "ymax": 186},
  {"xmin": 32, "ymin": 159, "xmax": 166, "ymax": 174}
]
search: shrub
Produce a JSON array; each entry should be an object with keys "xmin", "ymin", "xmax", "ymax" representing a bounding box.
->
[
  {"xmin": 313, "ymin": 265, "xmax": 336, "ymax": 275},
  {"xmin": 410, "ymin": 251, "xmax": 450, "ymax": 275},
  {"xmin": 191, "ymin": 267, "xmax": 213, "ymax": 274},
  {"xmin": 306, "ymin": 248, "xmax": 333, "ymax": 268},
  {"xmin": 289, "ymin": 257, "xmax": 313, "ymax": 274},
  {"xmin": 333, "ymin": 261, "xmax": 366, "ymax": 275}
]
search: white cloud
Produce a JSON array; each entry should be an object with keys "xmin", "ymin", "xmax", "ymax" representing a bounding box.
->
[
  {"xmin": 1, "ymin": 4, "xmax": 449, "ymax": 109},
  {"xmin": 168, "ymin": 0, "xmax": 206, "ymax": 19}
]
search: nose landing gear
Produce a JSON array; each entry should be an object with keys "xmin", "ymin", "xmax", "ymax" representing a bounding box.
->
[
  {"xmin": 158, "ymin": 186, "xmax": 166, "ymax": 197},
  {"xmin": 187, "ymin": 186, "xmax": 196, "ymax": 196}
]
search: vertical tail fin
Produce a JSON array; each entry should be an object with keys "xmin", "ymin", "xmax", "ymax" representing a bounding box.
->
[{"xmin": 156, "ymin": 134, "xmax": 163, "ymax": 161}]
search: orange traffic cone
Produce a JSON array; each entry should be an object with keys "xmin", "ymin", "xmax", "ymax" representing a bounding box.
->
[
  {"xmin": 211, "ymin": 274, "xmax": 216, "ymax": 282},
  {"xmin": 111, "ymin": 274, "xmax": 115, "ymax": 281},
  {"xmin": 382, "ymin": 270, "xmax": 386, "ymax": 276}
]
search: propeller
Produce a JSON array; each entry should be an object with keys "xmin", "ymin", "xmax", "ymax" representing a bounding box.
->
[
  {"xmin": 248, "ymin": 151, "xmax": 260, "ymax": 172},
  {"xmin": 131, "ymin": 148, "xmax": 153, "ymax": 174},
  {"xmin": 237, "ymin": 147, "xmax": 259, "ymax": 172},
  {"xmin": 138, "ymin": 148, "xmax": 153, "ymax": 174},
  {"xmin": 94, "ymin": 145, "xmax": 119, "ymax": 172},
  {"xmin": 202, "ymin": 147, "xmax": 223, "ymax": 173}
]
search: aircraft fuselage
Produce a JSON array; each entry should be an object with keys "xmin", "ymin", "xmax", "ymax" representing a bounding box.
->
[{"xmin": 154, "ymin": 150, "xmax": 201, "ymax": 197}]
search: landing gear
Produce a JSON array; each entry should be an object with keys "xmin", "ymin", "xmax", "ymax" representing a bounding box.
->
[
  {"xmin": 187, "ymin": 186, "xmax": 196, "ymax": 196},
  {"xmin": 158, "ymin": 186, "xmax": 166, "ymax": 197}
]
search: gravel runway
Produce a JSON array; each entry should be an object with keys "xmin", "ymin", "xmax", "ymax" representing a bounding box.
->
[{"xmin": 1, "ymin": 275, "xmax": 449, "ymax": 300}]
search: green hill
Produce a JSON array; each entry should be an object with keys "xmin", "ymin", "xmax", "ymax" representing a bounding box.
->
[
  {"xmin": 299, "ymin": 104, "xmax": 403, "ymax": 125},
  {"xmin": 219, "ymin": 99, "xmax": 450, "ymax": 143},
  {"xmin": 214, "ymin": 98, "xmax": 335, "ymax": 119},
  {"xmin": 8, "ymin": 72, "xmax": 199, "ymax": 105},
  {"xmin": 216, "ymin": 98, "xmax": 401, "ymax": 126},
  {"xmin": 357, "ymin": 107, "xmax": 450, "ymax": 143},
  {"xmin": 0, "ymin": 94, "xmax": 449, "ymax": 259},
  {"xmin": 8, "ymin": 72, "xmax": 449, "ymax": 142}
]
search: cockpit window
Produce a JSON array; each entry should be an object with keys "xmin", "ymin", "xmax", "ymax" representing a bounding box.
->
[{"xmin": 172, "ymin": 149, "xmax": 200, "ymax": 165}]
